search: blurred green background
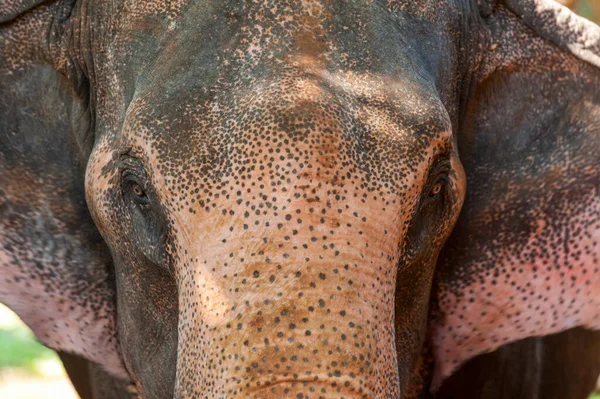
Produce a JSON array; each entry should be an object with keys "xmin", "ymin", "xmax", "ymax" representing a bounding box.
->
[
  {"xmin": 0, "ymin": 305, "xmax": 78, "ymax": 398},
  {"xmin": 0, "ymin": 1, "xmax": 598, "ymax": 398},
  {"xmin": 560, "ymin": 0, "xmax": 600, "ymax": 22}
]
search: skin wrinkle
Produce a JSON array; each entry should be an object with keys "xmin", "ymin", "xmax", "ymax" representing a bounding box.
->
[{"xmin": 1, "ymin": 1, "xmax": 599, "ymax": 398}]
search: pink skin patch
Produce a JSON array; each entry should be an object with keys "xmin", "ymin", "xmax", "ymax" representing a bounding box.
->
[
  {"xmin": 0, "ymin": 226, "xmax": 127, "ymax": 380},
  {"xmin": 431, "ymin": 194, "xmax": 600, "ymax": 389}
]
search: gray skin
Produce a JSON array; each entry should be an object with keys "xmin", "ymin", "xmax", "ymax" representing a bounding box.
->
[{"xmin": 0, "ymin": 0, "xmax": 598, "ymax": 398}]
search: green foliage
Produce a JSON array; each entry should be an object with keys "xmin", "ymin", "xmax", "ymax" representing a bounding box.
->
[
  {"xmin": 0, "ymin": 326, "xmax": 58, "ymax": 374},
  {"xmin": 576, "ymin": 0, "xmax": 599, "ymax": 23}
]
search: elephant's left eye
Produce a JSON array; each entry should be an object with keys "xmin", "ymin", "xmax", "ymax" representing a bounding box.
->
[
  {"xmin": 429, "ymin": 182, "xmax": 443, "ymax": 197},
  {"xmin": 428, "ymin": 177, "xmax": 448, "ymax": 198},
  {"xmin": 421, "ymin": 157, "xmax": 451, "ymax": 208}
]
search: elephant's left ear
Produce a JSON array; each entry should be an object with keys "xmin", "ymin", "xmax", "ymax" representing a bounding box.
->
[
  {"xmin": 429, "ymin": 0, "xmax": 600, "ymax": 390},
  {"xmin": 0, "ymin": 1, "xmax": 128, "ymax": 380}
]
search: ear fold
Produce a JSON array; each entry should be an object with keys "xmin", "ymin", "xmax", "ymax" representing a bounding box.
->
[
  {"xmin": 0, "ymin": 0, "xmax": 48, "ymax": 23},
  {"xmin": 430, "ymin": 0, "xmax": 600, "ymax": 390},
  {"xmin": 0, "ymin": 3, "xmax": 127, "ymax": 379}
]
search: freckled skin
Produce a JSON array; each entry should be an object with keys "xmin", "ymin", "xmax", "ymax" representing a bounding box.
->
[
  {"xmin": 85, "ymin": 6, "xmax": 465, "ymax": 395},
  {"xmin": 1, "ymin": 1, "xmax": 599, "ymax": 399},
  {"xmin": 78, "ymin": 1, "xmax": 466, "ymax": 397},
  {"xmin": 429, "ymin": 2, "xmax": 600, "ymax": 398},
  {"xmin": 0, "ymin": 25, "xmax": 128, "ymax": 383}
]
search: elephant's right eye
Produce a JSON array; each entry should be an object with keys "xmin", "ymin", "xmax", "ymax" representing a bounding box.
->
[{"xmin": 123, "ymin": 175, "xmax": 151, "ymax": 207}]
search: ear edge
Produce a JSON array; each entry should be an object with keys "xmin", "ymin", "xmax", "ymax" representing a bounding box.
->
[{"xmin": 504, "ymin": 0, "xmax": 600, "ymax": 68}]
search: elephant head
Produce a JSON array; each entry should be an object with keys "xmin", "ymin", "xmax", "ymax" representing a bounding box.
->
[{"xmin": 0, "ymin": 0, "xmax": 598, "ymax": 398}]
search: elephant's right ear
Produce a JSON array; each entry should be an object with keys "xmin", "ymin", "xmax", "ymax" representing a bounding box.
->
[
  {"xmin": 0, "ymin": 1, "xmax": 49, "ymax": 23},
  {"xmin": 430, "ymin": 0, "xmax": 600, "ymax": 391},
  {"xmin": 0, "ymin": 2, "xmax": 128, "ymax": 379}
]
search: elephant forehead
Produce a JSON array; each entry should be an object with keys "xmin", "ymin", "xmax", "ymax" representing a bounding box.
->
[
  {"xmin": 122, "ymin": 72, "xmax": 452, "ymax": 203},
  {"xmin": 117, "ymin": 0, "xmax": 446, "ymax": 21}
]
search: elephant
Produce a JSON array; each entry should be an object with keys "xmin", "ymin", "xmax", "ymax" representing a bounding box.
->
[{"xmin": 0, "ymin": 0, "xmax": 598, "ymax": 398}]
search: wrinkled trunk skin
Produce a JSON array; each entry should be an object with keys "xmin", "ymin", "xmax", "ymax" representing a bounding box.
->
[{"xmin": 173, "ymin": 196, "xmax": 403, "ymax": 398}]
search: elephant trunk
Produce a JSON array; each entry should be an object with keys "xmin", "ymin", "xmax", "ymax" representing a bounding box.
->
[
  {"xmin": 169, "ymin": 178, "xmax": 408, "ymax": 398},
  {"xmin": 173, "ymin": 253, "xmax": 402, "ymax": 398}
]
